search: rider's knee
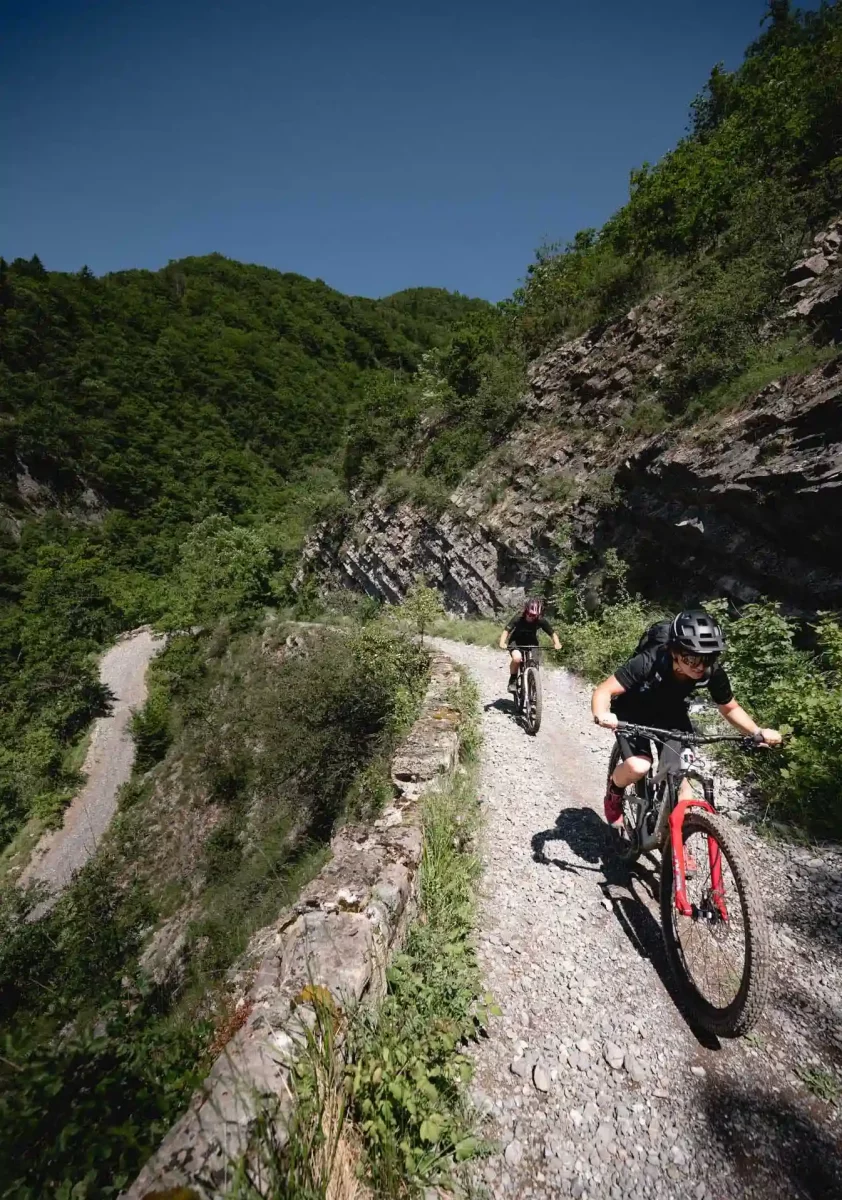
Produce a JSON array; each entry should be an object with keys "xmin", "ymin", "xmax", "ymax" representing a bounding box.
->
[
  {"xmin": 510, "ymin": 649, "xmax": 522, "ymax": 667},
  {"xmin": 619, "ymin": 755, "xmax": 652, "ymax": 780}
]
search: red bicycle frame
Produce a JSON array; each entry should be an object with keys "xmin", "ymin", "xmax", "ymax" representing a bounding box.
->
[{"xmin": 669, "ymin": 798, "xmax": 727, "ymax": 919}]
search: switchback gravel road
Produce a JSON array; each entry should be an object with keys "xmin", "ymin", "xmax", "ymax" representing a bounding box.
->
[
  {"xmin": 21, "ymin": 626, "xmax": 164, "ymax": 908},
  {"xmin": 432, "ymin": 639, "xmax": 842, "ymax": 1200}
]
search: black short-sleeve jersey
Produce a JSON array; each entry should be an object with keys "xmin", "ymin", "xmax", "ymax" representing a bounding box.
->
[
  {"xmin": 505, "ymin": 614, "xmax": 555, "ymax": 647},
  {"xmin": 612, "ymin": 645, "xmax": 733, "ymax": 727}
]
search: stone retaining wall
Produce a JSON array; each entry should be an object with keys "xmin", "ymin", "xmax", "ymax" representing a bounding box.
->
[{"xmin": 123, "ymin": 650, "xmax": 461, "ymax": 1199}]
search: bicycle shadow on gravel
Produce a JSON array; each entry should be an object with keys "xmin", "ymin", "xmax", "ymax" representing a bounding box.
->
[
  {"xmin": 483, "ymin": 697, "xmax": 534, "ymax": 734},
  {"xmin": 702, "ymin": 1079, "xmax": 842, "ymax": 1199},
  {"xmin": 532, "ymin": 806, "xmax": 720, "ymax": 1049}
]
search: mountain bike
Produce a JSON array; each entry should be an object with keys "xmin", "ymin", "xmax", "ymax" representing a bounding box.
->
[
  {"xmin": 607, "ymin": 721, "xmax": 771, "ymax": 1037},
  {"xmin": 512, "ymin": 645, "xmax": 542, "ymax": 735}
]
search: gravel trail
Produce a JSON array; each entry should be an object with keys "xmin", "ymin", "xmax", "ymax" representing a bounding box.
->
[
  {"xmin": 431, "ymin": 639, "xmax": 842, "ymax": 1200},
  {"xmin": 21, "ymin": 626, "xmax": 165, "ymax": 906}
]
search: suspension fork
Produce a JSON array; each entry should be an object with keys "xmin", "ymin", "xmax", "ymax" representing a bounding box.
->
[{"xmin": 668, "ymin": 792, "xmax": 727, "ymax": 920}]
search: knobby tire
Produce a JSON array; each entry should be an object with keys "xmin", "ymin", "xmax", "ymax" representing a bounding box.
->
[
  {"xmin": 524, "ymin": 665, "xmax": 542, "ymax": 735},
  {"xmin": 660, "ymin": 808, "xmax": 770, "ymax": 1037}
]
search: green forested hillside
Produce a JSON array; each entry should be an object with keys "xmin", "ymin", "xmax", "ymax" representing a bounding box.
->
[
  {"xmin": 510, "ymin": 0, "xmax": 842, "ymax": 396},
  {"xmin": 0, "ymin": 254, "xmax": 487, "ymax": 845}
]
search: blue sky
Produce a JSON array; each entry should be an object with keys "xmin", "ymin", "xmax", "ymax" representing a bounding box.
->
[{"xmin": 0, "ymin": 0, "xmax": 798, "ymax": 300}]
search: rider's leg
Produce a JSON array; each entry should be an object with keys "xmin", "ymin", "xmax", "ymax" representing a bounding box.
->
[
  {"xmin": 605, "ymin": 754, "xmax": 652, "ymax": 824},
  {"xmin": 507, "ymin": 648, "xmax": 522, "ymax": 693},
  {"xmin": 611, "ymin": 754, "xmax": 652, "ymax": 789}
]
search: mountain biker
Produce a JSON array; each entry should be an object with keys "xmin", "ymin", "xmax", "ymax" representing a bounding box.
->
[
  {"xmin": 498, "ymin": 597, "xmax": 562, "ymax": 694},
  {"xmin": 591, "ymin": 608, "xmax": 782, "ymax": 824}
]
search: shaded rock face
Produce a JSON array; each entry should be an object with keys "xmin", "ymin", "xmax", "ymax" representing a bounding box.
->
[
  {"xmin": 607, "ymin": 359, "xmax": 842, "ymax": 609},
  {"xmin": 304, "ymin": 222, "xmax": 842, "ymax": 617},
  {"xmin": 780, "ymin": 216, "xmax": 842, "ymax": 338}
]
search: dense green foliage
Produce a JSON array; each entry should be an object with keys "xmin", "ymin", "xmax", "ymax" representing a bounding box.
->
[
  {"xmin": 0, "ymin": 618, "xmax": 429, "ymax": 1197},
  {"xmin": 343, "ymin": 311, "xmax": 525, "ymax": 494},
  {"xmin": 711, "ymin": 602, "xmax": 842, "ymax": 835},
  {"xmin": 0, "ymin": 255, "xmax": 482, "ymax": 846},
  {"xmin": 0, "ymin": 853, "xmax": 212, "ymax": 1199},
  {"xmin": 510, "ymin": 2, "xmax": 842, "ymax": 410}
]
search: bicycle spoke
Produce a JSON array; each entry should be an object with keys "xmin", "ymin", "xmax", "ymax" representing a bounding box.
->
[{"xmin": 673, "ymin": 828, "xmax": 748, "ymax": 1010}]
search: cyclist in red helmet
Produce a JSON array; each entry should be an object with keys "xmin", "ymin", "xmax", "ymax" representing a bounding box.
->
[{"xmin": 498, "ymin": 597, "xmax": 561, "ymax": 694}]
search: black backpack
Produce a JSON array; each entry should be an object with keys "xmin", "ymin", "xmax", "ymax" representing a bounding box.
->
[{"xmin": 634, "ymin": 619, "xmax": 672, "ymax": 657}]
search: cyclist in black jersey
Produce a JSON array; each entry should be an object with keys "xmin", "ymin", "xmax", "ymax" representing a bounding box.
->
[
  {"xmin": 591, "ymin": 608, "xmax": 781, "ymax": 824},
  {"xmin": 498, "ymin": 597, "xmax": 561, "ymax": 694}
]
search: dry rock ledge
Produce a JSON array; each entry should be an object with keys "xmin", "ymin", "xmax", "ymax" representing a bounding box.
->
[{"xmin": 124, "ymin": 651, "xmax": 461, "ymax": 1199}]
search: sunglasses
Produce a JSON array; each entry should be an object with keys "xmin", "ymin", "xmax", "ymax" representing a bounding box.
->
[{"xmin": 677, "ymin": 651, "xmax": 720, "ymax": 669}]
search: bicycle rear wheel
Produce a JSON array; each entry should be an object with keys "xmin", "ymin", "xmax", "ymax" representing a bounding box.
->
[
  {"xmin": 660, "ymin": 808, "xmax": 770, "ymax": 1036},
  {"xmin": 524, "ymin": 666, "xmax": 542, "ymax": 734}
]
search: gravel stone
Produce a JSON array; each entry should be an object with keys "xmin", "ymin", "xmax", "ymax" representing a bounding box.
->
[
  {"xmin": 505, "ymin": 1139, "xmax": 524, "ymax": 1166},
  {"xmin": 533, "ymin": 1063, "xmax": 551, "ymax": 1093}
]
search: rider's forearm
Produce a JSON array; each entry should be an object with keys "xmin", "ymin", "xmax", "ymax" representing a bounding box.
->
[
  {"xmin": 719, "ymin": 702, "xmax": 760, "ymax": 736},
  {"xmin": 591, "ymin": 680, "xmax": 613, "ymax": 721}
]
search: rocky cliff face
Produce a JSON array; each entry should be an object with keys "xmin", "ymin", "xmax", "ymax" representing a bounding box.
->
[{"xmin": 302, "ymin": 220, "xmax": 842, "ymax": 616}]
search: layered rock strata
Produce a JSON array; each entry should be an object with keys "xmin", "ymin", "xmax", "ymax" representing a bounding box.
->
[{"xmin": 303, "ymin": 224, "xmax": 842, "ymax": 616}]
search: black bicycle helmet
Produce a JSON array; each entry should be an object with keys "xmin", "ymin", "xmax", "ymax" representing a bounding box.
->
[
  {"xmin": 524, "ymin": 597, "xmax": 544, "ymax": 620},
  {"xmin": 669, "ymin": 608, "xmax": 725, "ymax": 655}
]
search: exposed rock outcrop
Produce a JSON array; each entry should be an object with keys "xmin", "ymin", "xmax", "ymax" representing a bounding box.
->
[
  {"xmin": 303, "ymin": 221, "xmax": 842, "ymax": 616},
  {"xmin": 124, "ymin": 652, "xmax": 462, "ymax": 1200}
]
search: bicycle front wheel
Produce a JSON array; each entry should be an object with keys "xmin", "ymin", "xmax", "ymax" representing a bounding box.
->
[
  {"xmin": 524, "ymin": 666, "xmax": 542, "ymax": 734},
  {"xmin": 661, "ymin": 808, "xmax": 770, "ymax": 1036}
]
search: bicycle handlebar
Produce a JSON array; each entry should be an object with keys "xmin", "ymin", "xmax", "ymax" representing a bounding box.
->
[{"xmin": 614, "ymin": 721, "xmax": 765, "ymax": 749}]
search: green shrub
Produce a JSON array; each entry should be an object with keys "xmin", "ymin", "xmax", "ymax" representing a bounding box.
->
[
  {"xmin": 558, "ymin": 596, "xmax": 660, "ymax": 683},
  {"xmin": 710, "ymin": 601, "xmax": 842, "ymax": 834},
  {"xmin": 130, "ymin": 684, "xmax": 172, "ymax": 772},
  {"xmin": 684, "ymin": 336, "xmax": 837, "ymax": 421},
  {"xmin": 397, "ymin": 578, "xmax": 446, "ymax": 644},
  {"xmin": 381, "ymin": 470, "xmax": 453, "ymax": 514}
]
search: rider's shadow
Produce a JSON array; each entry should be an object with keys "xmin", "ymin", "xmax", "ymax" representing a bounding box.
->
[
  {"xmin": 532, "ymin": 806, "xmax": 720, "ymax": 1049},
  {"xmin": 532, "ymin": 806, "xmax": 606, "ymax": 869}
]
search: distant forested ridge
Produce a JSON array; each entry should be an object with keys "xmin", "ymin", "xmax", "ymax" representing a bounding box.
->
[{"xmin": 0, "ymin": 253, "xmax": 488, "ymax": 845}]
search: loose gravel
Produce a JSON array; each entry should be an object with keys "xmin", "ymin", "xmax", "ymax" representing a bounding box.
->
[
  {"xmin": 432, "ymin": 640, "xmax": 842, "ymax": 1200},
  {"xmin": 21, "ymin": 626, "xmax": 164, "ymax": 908}
]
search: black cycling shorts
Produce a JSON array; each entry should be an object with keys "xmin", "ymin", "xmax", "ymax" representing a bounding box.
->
[
  {"xmin": 616, "ymin": 731, "xmax": 655, "ymax": 762},
  {"xmin": 615, "ymin": 712, "xmax": 693, "ymax": 765}
]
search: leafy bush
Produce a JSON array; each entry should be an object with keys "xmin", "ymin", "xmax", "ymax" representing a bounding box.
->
[
  {"xmin": 558, "ymin": 595, "xmax": 660, "ymax": 683},
  {"xmin": 710, "ymin": 601, "xmax": 842, "ymax": 834},
  {"xmin": 0, "ymin": 996, "xmax": 211, "ymax": 1200},
  {"xmin": 397, "ymin": 578, "xmax": 446, "ymax": 644},
  {"xmin": 381, "ymin": 469, "xmax": 453, "ymax": 514},
  {"xmin": 169, "ymin": 514, "xmax": 273, "ymax": 627}
]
